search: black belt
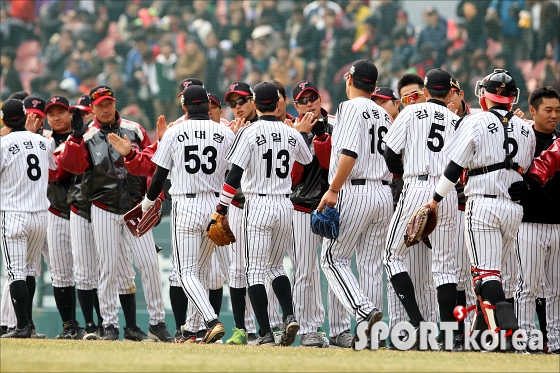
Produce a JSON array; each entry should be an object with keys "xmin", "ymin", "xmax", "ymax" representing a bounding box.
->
[
  {"xmin": 483, "ymin": 194, "xmax": 497, "ymax": 199},
  {"xmin": 257, "ymin": 194, "xmax": 290, "ymax": 197},
  {"xmin": 351, "ymin": 179, "xmax": 389, "ymax": 185},
  {"xmin": 186, "ymin": 193, "xmax": 220, "ymax": 198},
  {"xmin": 467, "ymin": 162, "xmax": 522, "ymax": 177},
  {"xmin": 418, "ymin": 175, "xmax": 428, "ymax": 181}
]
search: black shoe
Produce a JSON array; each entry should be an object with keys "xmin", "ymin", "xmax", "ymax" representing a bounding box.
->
[
  {"xmin": 29, "ymin": 323, "xmax": 47, "ymax": 339},
  {"xmin": 123, "ymin": 325, "xmax": 153, "ymax": 342},
  {"xmin": 279, "ymin": 315, "xmax": 299, "ymax": 347},
  {"xmin": 256, "ymin": 332, "xmax": 275, "ymax": 346},
  {"xmin": 1, "ymin": 325, "xmax": 32, "ymax": 338},
  {"xmin": 196, "ymin": 329, "xmax": 207, "ymax": 343},
  {"xmin": 148, "ymin": 322, "xmax": 173, "ymax": 343},
  {"xmin": 550, "ymin": 349, "xmax": 560, "ymax": 354},
  {"xmin": 101, "ymin": 325, "xmax": 119, "ymax": 341},
  {"xmin": 247, "ymin": 333, "xmax": 258, "ymax": 345},
  {"xmin": 56, "ymin": 322, "xmax": 77, "ymax": 339},
  {"xmin": 0, "ymin": 326, "xmax": 7, "ymax": 337},
  {"xmin": 74, "ymin": 325, "xmax": 85, "ymax": 340},
  {"xmin": 83, "ymin": 323, "xmax": 98, "ymax": 340},
  {"xmin": 96, "ymin": 325, "xmax": 105, "ymax": 339},
  {"xmin": 452, "ymin": 335, "xmax": 464, "ymax": 352},
  {"xmin": 351, "ymin": 308, "xmax": 383, "ymax": 349}
]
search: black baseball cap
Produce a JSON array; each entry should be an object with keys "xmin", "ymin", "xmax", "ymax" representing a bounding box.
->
[
  {"xmin": 424, "ymin": 69, "xmax": 452, "ymax": 91},
  {"xmin": 224, "ymin": 82, "xmax": 253, "ymax": 101},
  {"xmin": 1, "ymin": 99, "xmax": 27, "ymax": 126},
  {"xmin": 208, "ymin": 92, "xmax": 221, "ymax": 108},
  {"xmin": 181, "ymin": 85, "xmax": 209, "ymax": 106},
  {"xmin": 45, "ymin": 96, "xmax": 70, "ymax": 113},
  {"xmin": 253, "ymin": 82, "xmax": 280, "ymax": 105},
  {"xmin": 8, "ymin": 91, "xmax": 29, "ymax": 101},
  {"xmin": 372, "ymin": 87, "xmax": 400, "ymax": 101},
  {"xmin": 345, "ymin": 59, "xmax": 378, "ymax": 91},
  {"xmin": 24, "ymin": 96, "xmax": 46, "ymax": 118},
  {"xmin": 177, "ymin": 78, "xmax": 204, "ymax": 97},
  {"xmin": 292, "ymin": 80, "xmax": 320, "ymax": 101},
  {"xmin": 70, "ymin": 94, "xmax": 93, "ymax": 113},
  {"xmin": 451, "ymin": 78, "xmax": 461, "ymax": 92},
  {"xmin": 89, "ymin": 85, "xmax": 115, "ymax": 105}
]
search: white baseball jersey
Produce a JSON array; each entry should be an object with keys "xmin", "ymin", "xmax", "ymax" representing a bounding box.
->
[
  {"xmin": 0, "ymin": 131, "xmax": 56, "ymax": 212},
  {"xmin": 384, "ymin": 101, "xmax": 460, "ymax": 179},
  {"xmin": 226, "ymin": 118, "xmax": 313, "ymax": 195},
  {"xmin": 152, "ymin": 119, "xmax": 235, "ymax": 195},
  {"xmin": 444, "ymin": 109, "xmax": 536, "ymax": 198},
  {"xmin": 329, "ymin": 97, "xmax": 392, "ymax": 183}
]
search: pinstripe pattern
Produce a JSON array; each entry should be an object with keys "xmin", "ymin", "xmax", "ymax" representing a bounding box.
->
[
  {"xmin": 265, "ymin": 277, "xmax": 284, "ymax": 329},
  {"xmin": 171, "ymin": 196, "xmax": 218, "ymax": 327},
  {"xmin": 227, "ymin": 205, "xmax": 257, "ymax": 334},
  {"xmin": 515, "ymin": 222, "xmax": 560, "ymax": 349},
  {"xmin": 502, "ymin": 241, "xmax": 518, "ymax": 299},
  {"xmin": 326, "ymin": 283, "xmax": 351, "ymax": 337},
  {"xmin": 70, "ymin": 210, "xmax": 99, "ymax": 290},
  {"xmin": 455, "ymin": 210, "xmax": 476, "ymax": 324},
  {"xmin": 47, "ymin": 213, "xmax": 73, "ymax": 288},
  {"xmin": 384, "ymin": 182, "xmax": 459, "ymax": 287},
  {"xmin": 465, "ymin": 197, "xmax": 523, "ymax": 284},
  {"xmin": 321, "ymin": 183, "xmax": 393, "ymax": 322},
  {"xmin": 91, "ymin": 205, "xmax": 164, "ymax": 328},
  {"xmin": 0, "ymin": 281, "xmax": 16, "ymax": 328}
]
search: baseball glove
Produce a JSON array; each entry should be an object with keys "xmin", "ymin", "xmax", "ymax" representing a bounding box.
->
[
  {"xmin": 404, "ymin": 204, "xmax": 437, "ymax": 247},
  {"xmin": 124, "ymin": 198, "xmax": 163, "ymax": 238},
  {"xmin": 310, "ymin": 206, "xmax": 339, "ymax": 239},
  {"xmin": 206, "ymin": 212, "xmax": 236, "ymax": 246}
]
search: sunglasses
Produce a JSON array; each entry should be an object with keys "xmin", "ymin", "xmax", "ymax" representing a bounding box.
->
[
  {"xmin": 228, "ymin": 97, "xmax": 252, "ymax": 108},
  {"xmin": 296, "ymin": 94, "xmax": 320, "ymax": 105},
  {"xmin": 91, "ymin": 88, "xmax": 114, "ymax": 101},
  {"xmin": 451, "ymin": 81, "xmax": 461, "ymax": 91},
  {"xmin": 401, "ymin": 91, "xmax": 424, "ymax": 104}
]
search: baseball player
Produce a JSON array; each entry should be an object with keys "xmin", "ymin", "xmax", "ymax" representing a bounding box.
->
[
  {"xmin": 213, "ymin": 81, "xmax": 313, "ymax": 346},
  {"xmin": 371, "ymin": 87, "xmax": 401, "ymax": 121},
  {"xmin": 383, "ymin": 68, "xmax": 460, "ymax": 349},
  {"xmin": 510, "ymin": 86, "xmax": 560, "ymax": 353},
  {"xmin": 426, "ymin": 69, "xmax": 535, "ymax": 351},
  {"xmin": 59, "ymin": 85, "xmax": 172, "ymax": 342},
  {"xmin": 139, "ymin": 85, "xmax": 234, "ymax": 344},
  {"xmin": 316, "ymin": 60, "xmax": 390, "ymax": 347},
  {"xmin": 0, "ymin": 100, "xmax": 56, "ymax": 338},
  {"xmin": 288, "ymin": 80, "xmax": 350, "ymax": 348},
  {"xmin": 70, "ymin": 94, "xmax": 95, "ymax": 123}
]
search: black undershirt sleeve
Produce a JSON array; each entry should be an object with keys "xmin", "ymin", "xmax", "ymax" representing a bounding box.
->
[
  {"xmin": 224, "ymin": 164, "xmax": 244, "ymax": 189},
  {"xmin": 341, "ymin": 149, "xmax": 358, "ymax": 159},
  {"xmin": 384, "ymin": 146, "xmax": 404, "ymax": 175},
  {"xmin": 146, "ymin": 166, "xmax": 169, "ymax": 201}
]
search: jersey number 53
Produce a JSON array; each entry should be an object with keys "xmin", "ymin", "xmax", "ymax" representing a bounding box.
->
[{"xmin": 184, "ymin": 145, "xmax": 217, "ymax": 174}]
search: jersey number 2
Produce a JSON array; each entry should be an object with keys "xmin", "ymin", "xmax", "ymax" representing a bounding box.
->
[
  {"xmin": 263, "ymin": 149, "xmax": 290, "ymax": 178},
  {"xmin": 27, "ymin": 154, "xmax": 41, "ymax": 181},
  {"xmin": 369, "ymin": 126, "xmax": 388, "ymax": 154},
  {"xmin": 184, "ymin": 145, "xmax": 217, "ymax": 174}
]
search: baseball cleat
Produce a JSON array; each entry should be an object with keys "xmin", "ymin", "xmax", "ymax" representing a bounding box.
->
[
  {"xmin": 1, "ymin": 325, "xmax": 32, "ymax": 339},
  {"xmin": 272, "ymin": 327, "xmax": 282, "ymax": 346},
  {"xmin": 174, "ymin": 325, "xmax": 196, "ymax": 343},
  {"xmin": 256, "ymin": 332, "xmax": 276, "ymax": 346},
  {"xmin": 329, "ymin": 330, "xmax": 353, "ymax": 348},
  {"xmin": 351, "ymin": 308, "xmax": 383, "ymax": 349},
  {"xmin": 226, "ymin": 327, "xmax": 249, "ymax": 345},
  {"xmin": 124, "ymin": 325, "xmax": 153, "ymax": 342},
  {"xmin": 300, "ymin": 332, "xmax": 325, "ymax": 348},
  {"xmin": 83, "ymin": 323, "xmax": 98, "ymax": 340},
  {"xmin": 148, "ymin": 322, "xmax": 173, "ymax": 342},
  {"xmin": 279, "ymin": 315, "xmax": 299, "ymax": 346},
  {"xmin": 200, "ymin": 322, "xmax": 225, "ymax": 344},
  {"xmin": 29, "ymin": 323, "xmax": 47, "ymax": 339},
  {"xmin": 247, "ymin": 333, "xmax": 259, "ymax": 345},
  {"xmin": 101, "ymin": 325, "xmax": 119, "ymax": 341},
  {"xmin": 55, "ymin": 322, "xmax": 77, "ymax": 339}
]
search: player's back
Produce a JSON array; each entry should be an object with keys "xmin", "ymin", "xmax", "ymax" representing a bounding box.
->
[
  {"xmin": 229, "ymin": 118, "xmax": 312, "ymax": 196},
  {"xmin": 386, "ymin": 101, "xmax": 459, "ymax": 180},
  {"xmin": 0, "ymin": 131, "xmax": 54, "ymax": 212},
  {"xmin": 155, "ymin": 118, "xmax": 235, "ymax": 195},
  {"xmin": 330, "ymin": 97, "xmax": 392, "ymax": 183}
]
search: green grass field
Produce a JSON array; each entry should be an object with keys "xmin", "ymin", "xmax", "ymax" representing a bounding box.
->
[{"xmin": 1, "ymin": 340, "xmax": 558, "ymax": 372}]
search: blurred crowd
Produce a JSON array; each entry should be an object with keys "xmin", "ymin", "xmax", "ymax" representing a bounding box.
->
[{"xmin": 1, "ymin": 0, "xmax": 559, "ymax": 135}]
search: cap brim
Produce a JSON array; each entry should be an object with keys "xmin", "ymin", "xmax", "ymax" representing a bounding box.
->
[
  {"xmin": 45, "ymin": 103, "xmax": 70, "ymax": 112},
  {"xmin": 224, "ymin": 90, "xmax": 251, "ymax": 101},
  {"xmin": 294, "ymin": 87, "xmax": 320, "ymax": 101},
  {"xmin": 25, "ymin": 108, "xmax": 46, "ymax": 118},
  {"xmin": 209, "ymin": 97, "xmax": 221, "ymax": 108},
  {"xmin": 371, "ymin": 93, "xmax": 393, "ymax": 100},
  {"xmin": 92, "ymin": 96, "xmax": 116, "ymax": 106},
  {"xmin": 70, "ymin": 105, "xmax": 92, "ymax": 113}
]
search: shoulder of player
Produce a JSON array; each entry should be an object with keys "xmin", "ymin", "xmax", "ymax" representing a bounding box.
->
[
  {"xmin": 119, "ymin": 119, "xmax": 145, "ymax": 141},
  {"xmin": 83, "ymin": 126, "xmax": 100, "ymax": 142},
  {"xmin": 236, "ymin": 120, "xmax": 258, "ymax": 136}
]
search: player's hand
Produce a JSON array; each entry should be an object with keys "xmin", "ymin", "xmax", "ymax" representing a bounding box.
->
[
  {"xmin": 294, "ymin": 112, "xmax": 317, "ymax": 134},
  {"xmin": 108, "ymin": 133, "xmax": 132, "ymax": 157},
  {"xmin": 447, "ymin": 101, "xmax": 459, "ymax": 115},
  {"xmin": 513, "ymin": 108, "xmax": 525, "ymax": 119},
  {"xmin": 156, "ymin": 115, "xmax": 168, "ymax": 141},
  {"xmin": 71, "ymin": 109, "xmax": 87, "ymax": 138},
  {"xmin": 317, "ymin": 189, "xmax": 338, "ymax": 211},
  {"xmin": 284, "ymin": 118, "xmax": 295, "ymax": 128},
  {"xmin": 231, "ymin": 117, "xmax": 248, "ymax": 135},
  {"xmin": 25, "ymin": 113, "xmax": 43, "ymax": 133},
  {"xmin": 427, "ymin": 199, "xmax": 438, "ymax": 210}
]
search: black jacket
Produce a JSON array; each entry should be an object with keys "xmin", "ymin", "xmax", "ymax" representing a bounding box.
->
[{"xmin": 48, "ymin": 132, "xmax": 73, "ymax": 219}]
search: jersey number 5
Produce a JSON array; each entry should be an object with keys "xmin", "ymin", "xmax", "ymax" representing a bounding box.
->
[
  {"xmin": 263, "ymin": 149, "xmax": 290, "ymax": 178},
  {"xmin": 369, "ymin": 126, "xmax": 388, "ymax": 155},
  {"xmin": 27, "ymin": 154, "xmax": 41, "ymax": 181},
  {"xmin": 184, "ymin": 145, "xmax": 217, "ymax": 174},
  {"xmin": 427, "ymin": 123, "xmax": 445, "ymax": 152}
]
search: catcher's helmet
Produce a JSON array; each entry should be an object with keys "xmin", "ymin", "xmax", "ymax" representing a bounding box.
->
[{"xmin": 475, "ymin": 69, "xmax": 519, "ymax": 110}]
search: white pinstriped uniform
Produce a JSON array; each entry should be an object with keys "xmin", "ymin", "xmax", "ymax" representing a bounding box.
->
[
  {"xmin": 320, "ymin": 97, "xmax": 393, "ymax": 322},
  {"xmin": 152, "ymin": 118, "xmax": 234, "ymax": 329},
  {"xmin": 69, "ymin": 210, "xmax": 99, "ymax": 291},
  {"xmin": 226, "ymin": 118, "xmax": 312, "ymax": 289},
  {"xmin": 384, "ymin": 102, "xmax": 460, "ymax": 290},
  {"xmin": 455, "ymin": 210, "xmax": 476, "ymax": 323},
  {"xmin": 444, "ymin": 109, "xmax": 535, "ymax": 286}
]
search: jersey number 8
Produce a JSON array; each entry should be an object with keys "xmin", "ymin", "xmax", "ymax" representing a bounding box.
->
[
  {"xmin": 184, "ymin": 145, "xmax": 217, "ymax": 174},
  {"xmin": 27, "ymin": 154, "xmax": 41, "ymax": 181}
]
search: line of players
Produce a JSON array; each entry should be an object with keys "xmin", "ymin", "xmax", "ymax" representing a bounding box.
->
[{"xmin": 1, "ymin": 65, "xmax": 558, "ymax": 353}]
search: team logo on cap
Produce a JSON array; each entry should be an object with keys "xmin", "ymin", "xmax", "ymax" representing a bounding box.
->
[
  {"xmin": 374, "ymin": 87, "xmax": 381, "ymax": 94},
  {"xmin": 183, "ymin": 81, "xmax": 192, "ymax": 88},
  {"xmin": 299, "ymin": 81, "xmax": 308, "ymax": 90},
  {"xmin": 229, "ymin": 83, "xmax": 239, "ymax": 91},
  {"xmin": 32, "ymin": 100, "xmax": 41, "ymax": 108},
  {"xmin": 51, "ymin": 97, "xmax": 59, "ymax": 103},
  {"xmin": 78, "ymin": 97, "xmax": 85, "ymax": 104},
  {"xmin": 350, "ymin": 66, "xmax": 356, "ymax": 75}
]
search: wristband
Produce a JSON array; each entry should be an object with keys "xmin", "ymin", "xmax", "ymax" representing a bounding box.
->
[
  {"xmin": 433, "ymin": 175, "xmax": 456, "ymax": 201},
  {"xmin": 329, "ymin": 188, "xmax": 339, "ymax": 194},
  {"xmin": 142, "ymin": 197, "xmax": 155, "ymax": 212}
]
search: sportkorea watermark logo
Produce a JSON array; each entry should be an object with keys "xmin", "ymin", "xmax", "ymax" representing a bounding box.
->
[{"xmin": 353, "ymin": 321, "xmax": 544, "ymax": 352}]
